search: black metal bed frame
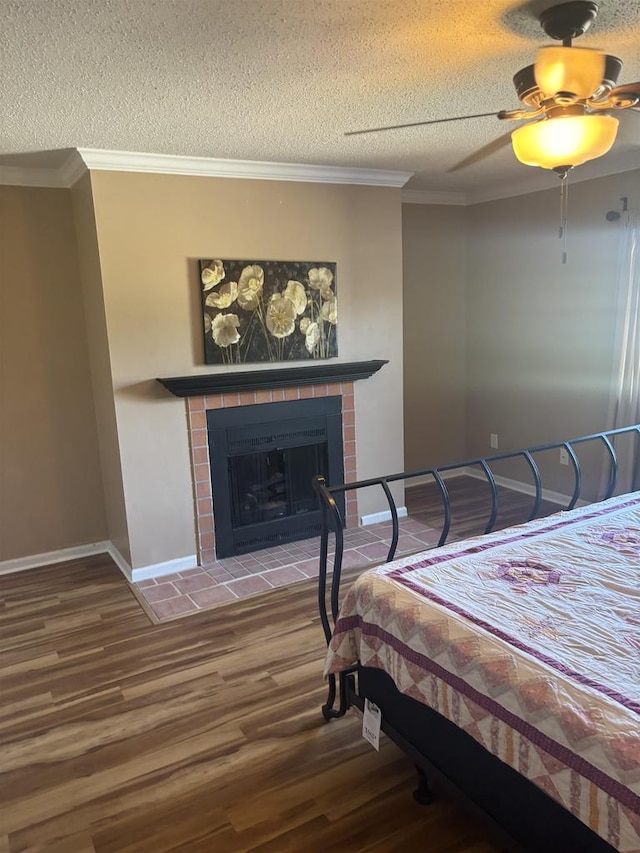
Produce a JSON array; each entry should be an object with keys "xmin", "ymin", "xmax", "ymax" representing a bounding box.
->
[{"xmin": 313, "ymin": 423, "xmax": 639, "ymax": 852}]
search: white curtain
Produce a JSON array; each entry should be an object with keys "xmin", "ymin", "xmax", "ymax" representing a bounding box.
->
[{"xmin": 605, "ymin": 208, "xmax": 640, "ymax": 494}]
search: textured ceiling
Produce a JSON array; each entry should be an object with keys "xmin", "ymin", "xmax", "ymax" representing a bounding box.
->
[{"xmin": 0, "ymin": 0, "xmax": 638, "ymax": 194}]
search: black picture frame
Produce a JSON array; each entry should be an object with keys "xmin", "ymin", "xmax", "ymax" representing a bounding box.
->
[{"xmin": 199, "ymin": 258, "xmax": 338, "ymax": 365}]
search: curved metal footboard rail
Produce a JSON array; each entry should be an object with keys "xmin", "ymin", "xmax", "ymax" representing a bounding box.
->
[{"xmin": 314, "ymin": 423, "xmax": 640, "ymax": 719}]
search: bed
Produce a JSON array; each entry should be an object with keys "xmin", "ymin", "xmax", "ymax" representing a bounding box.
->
[{"xmin": 314, "ymin": 425, "xmax": 640, "ymax": 853}]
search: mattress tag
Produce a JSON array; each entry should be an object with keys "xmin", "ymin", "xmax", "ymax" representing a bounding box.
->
[{"xmin": 362, "ymin": 699, "xmax": 381, "ymax": 751}]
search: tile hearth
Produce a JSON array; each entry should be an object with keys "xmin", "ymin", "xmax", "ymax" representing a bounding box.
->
[{"xmin": 134, "ymin": 516, "xmax": 440, "ymax": 623}]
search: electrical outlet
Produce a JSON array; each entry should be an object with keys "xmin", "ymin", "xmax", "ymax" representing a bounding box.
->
[
  {"xmin": 559, "ymin": 447, "xmax": 569, "ymax": 466},
  {"xmin": 490, "ymin": 433, "xmax": 499, "ymax": 450}
]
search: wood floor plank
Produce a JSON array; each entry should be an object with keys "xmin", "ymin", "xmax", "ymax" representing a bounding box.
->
[
  {"xmin": 405, "ymin": 475, "xmax": 559, "ymax": 542},
  {"xmin": 0, "ymin": 542, "xmax": 508, "ymax": 852}
]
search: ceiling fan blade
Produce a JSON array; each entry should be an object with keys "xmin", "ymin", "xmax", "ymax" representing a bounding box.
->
[
  {"xmin": 345, "ymin": 111, "xmax": 501, "ymax": 137},
  {"xmin": 619, "ymin": 108, "xmax": 640, "ymax": 127},
  {"xmin": 609, "ymin": 82, "xmax": 640, "ymax": 99},
  {"xmin": 447, "ymin": 131, "xmax": 514, "ymax": 173}
]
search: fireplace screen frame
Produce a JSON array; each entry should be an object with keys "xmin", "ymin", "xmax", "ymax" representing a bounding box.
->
[{"xmin": 207, "ymin": 397, "xmax": 345, "ymax": 558}]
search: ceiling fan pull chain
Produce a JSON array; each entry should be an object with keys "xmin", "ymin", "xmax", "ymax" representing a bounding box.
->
[{"xmin": 559, "ymin": 171, "xmax": 570, "ymax": 264}]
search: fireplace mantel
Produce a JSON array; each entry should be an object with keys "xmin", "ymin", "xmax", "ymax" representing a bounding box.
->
[{"xmin": 157, "ymin": 359, "xmax": 387, "ymax": 398}]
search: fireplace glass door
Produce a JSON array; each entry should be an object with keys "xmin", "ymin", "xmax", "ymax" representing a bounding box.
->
[
  {"xmin": 208, "ymin": 397, "xmax": 344, "ymax": 557},
  {"xmin": 230, "ymin": 443, "xmax": 328, "ymax": 528}
]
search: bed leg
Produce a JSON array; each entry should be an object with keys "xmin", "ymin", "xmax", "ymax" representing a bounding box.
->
[
  {"xmin": 413, "ymin": 766, "xmax": 436, "ymax": 805},
  {"xmin": 322, "ymin": 673, "xmax": 338, "ymax": 719},
  {"xmin": 322, "ymin": 672, "xmax": 353, "ymax": 720}
]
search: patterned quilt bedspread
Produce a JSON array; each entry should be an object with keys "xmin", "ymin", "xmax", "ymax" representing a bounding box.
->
[{"xmin": 325, "ymin": 493, "xmax": 640, "ymax": 851}]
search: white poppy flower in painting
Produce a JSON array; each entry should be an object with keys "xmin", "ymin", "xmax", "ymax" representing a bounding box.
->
[
  {"xmin": 205, "ymin": 281, "xmax": 238, "ymax": 310},
  {"xmin": 299, "ymin": 317, "xmax": 311, "ymax": 334},
  {"xmin": 204, "ymin": 313, "xmax": 212, "ymax": 333},
  {"xmin": 308, "ymin": 267, "xmax": 333, "ymax": 291},
  {"xmin": 283, "ymin": 280, "xmax": 307, "ymax": 316},
  {"xmin": 211, "ymin": 312, "xmax": 241, "ymax": 347},
  {"xmin": 305, "ymin": 321, "xmax": 321, "ymax": 354},
  {"xmin": 266, "ymin": 296, "xmax": 296, "ymax": 338},
  {"xmin": 321, "ymin": 298, "xmax": 337, "ymax": 325},
  {"xmin": 320, "ymin": 284, "xmax": 334, "ymax": 301},
  {"xmin": 237, "ymin": 265, "xmax": 264, "ymax": 310},
  {"xmin": 201, "ymin": 259, "xmax": 225, "ymax": 291}
]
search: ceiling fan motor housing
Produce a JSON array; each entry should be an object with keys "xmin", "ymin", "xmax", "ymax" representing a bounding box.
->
[
  {"xmin": 539, "ymin": 1, "xmax": 599, "ymax": 43},
  {"xmin": 513, "ymin": 65, "xmax": 542, "ymax": 107},
  {"xmin": 513, "ymin": 54, "xmax": 623, "ymax": 106},
  {"xmin": 601, "ymin": 56, "xmax": 624, "ymax": 90}
]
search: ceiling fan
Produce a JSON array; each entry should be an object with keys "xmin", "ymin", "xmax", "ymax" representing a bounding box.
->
[{"xmin": 347, "ymin": 1, "xmax": 640, "ymax": 176}]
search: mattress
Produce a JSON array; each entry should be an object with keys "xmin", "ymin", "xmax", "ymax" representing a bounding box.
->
[{"xmin": 325, "ymin": 493, "xmax": 640, "ymax": 851}]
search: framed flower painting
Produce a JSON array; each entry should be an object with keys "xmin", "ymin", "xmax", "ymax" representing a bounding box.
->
[{"xmin": 199, "ymin": 258, "xmax": 338, "ymax": 365}]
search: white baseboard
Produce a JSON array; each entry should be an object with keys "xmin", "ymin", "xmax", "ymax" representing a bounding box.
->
[
  {"xmin": 360, "ymin": 506, "xmax": 408, "ymax": 526},
  {"xmin": 0, "ymin": 541, "xmax": 112, "ymax": 575},
  {"xmin": 462, "ymin": 469, "xmax": 588, "ymax": 508},
  {"xmin": 129, "ymin": 554, "xmax": 198, "ymax": 583},
  {"xmin": 404, "ymin": 468, "xmax": 473, "ymax": 489},
  {"xmin": 103, "ymin": 543, "xmax": 198, "ymax": 583},
  {"xmin": 0, "ymin": 540, "xmax": 198, "ymax": 583},
  {"xmin": 104, "ymin": 543, "xmax": 133, "ymax": 581},
  {"xmin": 405, "ymin": 467, "xmax": 587, "ymax": 508}
]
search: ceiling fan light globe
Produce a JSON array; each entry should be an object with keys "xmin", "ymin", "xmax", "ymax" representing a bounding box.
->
[
  {"xmin": 511, "ymin": 114, "xmax": 619, "ymax": 169},
  {"xmin": 534, "ymin": 46, "xmax": 605, "ymax": 99}
]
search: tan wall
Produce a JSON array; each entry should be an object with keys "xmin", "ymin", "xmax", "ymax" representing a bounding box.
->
[
  {"xmin": 465, "ymin": 168, "xmax": 640, "ymax": 498},
  {"xmin": 71, "ymin": 174, "xmax": 131, "ymax": 562},
  {"xmin": 88, "ymin": 171, "xmax": 404, "ymax": 569},
  {"xmin": 402, "ymin": 203, "xmax": 467, "ymax": 471},
  {"xmin": 0, "ymin": 185, "xmax": 107, "ymax": 561}
]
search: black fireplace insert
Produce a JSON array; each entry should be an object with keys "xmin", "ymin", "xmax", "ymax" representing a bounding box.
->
[{"xmin": 207, "ymin": 397, "xmax": 345, "ymax": 557}]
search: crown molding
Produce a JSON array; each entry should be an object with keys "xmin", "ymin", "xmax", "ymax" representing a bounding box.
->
[
  {"xmin": 465, "ymin": 158, "xmax": 640, "ymax": 205},
  {"xmin": 3, "ymin": 147, "xmax": 636, "ymax": 197},
  {"xmin": 75, "ymin": 148, "xmax": 414, "ymax": 188},
  {"xmin": 567, "ymin": 155, "xmax": 640, "ymax": 188},
  {"xmin": 59, "ymin": 150, "xmax": 88, "ymax": 187},
  {"xmin": 465, "ymin": 174, "xmax": 559, "ymax": 205},
  {"xmin": 401, "ymin": 188, "xmax": 467, "ymax": 205},
  {"xmin": 402, "ymin": 155, "xmax": 640, "ymax": 207},
  {"xmin": 0, "ymin": 165, "xmax": 67, "ymax": 188}
]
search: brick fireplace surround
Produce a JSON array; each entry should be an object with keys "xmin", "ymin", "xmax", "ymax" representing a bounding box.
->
[
  {"xmin": 186, "ymin": 381, "xmax": 358, "ymax": 567},
  {"xmin": 138, "ymin": 363, "xmax": 440, "ymax": 621}
]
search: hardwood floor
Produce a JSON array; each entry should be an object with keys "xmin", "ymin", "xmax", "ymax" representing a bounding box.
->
[
  {"xmin": 406, "ymin": 475, "xmax": 561, "ymax": 542},
  {"xmin": 0, "ymin": 554, "xmax": 504, "ymax": 852}
]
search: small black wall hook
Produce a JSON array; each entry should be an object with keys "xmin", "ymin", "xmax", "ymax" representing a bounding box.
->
[{"xmin": 605, "ymin": 197, "xmax": 628, "ymax": 222}]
